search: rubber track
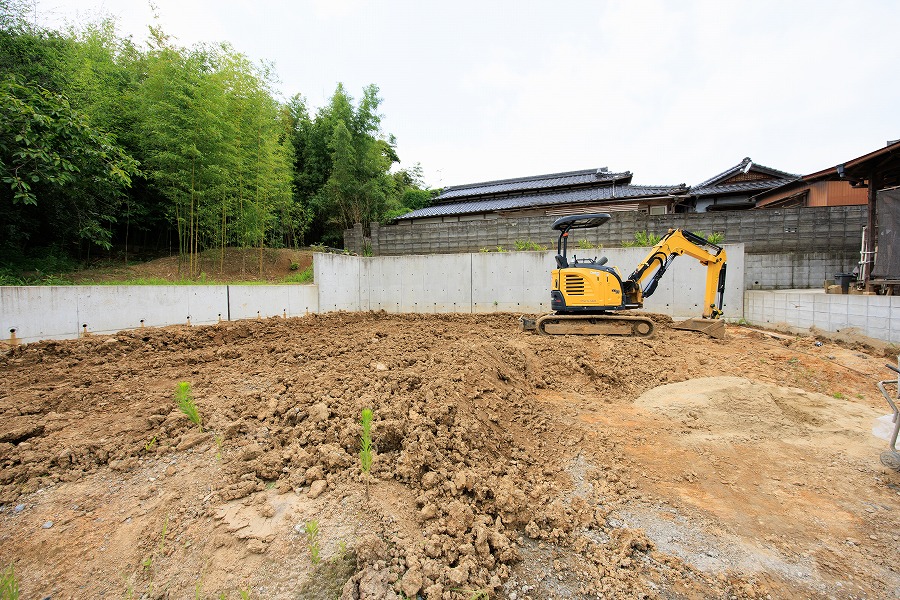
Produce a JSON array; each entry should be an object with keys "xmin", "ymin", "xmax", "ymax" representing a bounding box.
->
[{"xmin": 535, "ymin": 314, "xmax": 655, "ymax": 337}]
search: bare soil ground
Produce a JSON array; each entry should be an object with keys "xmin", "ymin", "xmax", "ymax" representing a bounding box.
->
[{"xmin": 1, "ymin": 313, "xmax": 898, "ymax": 599}]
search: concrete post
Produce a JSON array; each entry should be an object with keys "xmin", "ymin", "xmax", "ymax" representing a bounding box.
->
[{"xmin": 370, "ymin": 222, "xmax": 380, "ymax": 255}]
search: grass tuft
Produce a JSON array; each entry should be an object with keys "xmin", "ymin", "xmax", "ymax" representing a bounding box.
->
[
  {"xmin": 1, "ymin": 563, "xmax": 20, "ymax": 600},
  {"xmin": 282, "ymin": 266, "xmax": 313, "ymax": 284},
  {"xmin": 175, "ymin": 382, "xmax": 202, "ymax": 431},
  {"xmin": 304, "ymin": 520, "xmax": 321, "ymax": 564},
  {"xmin": 360, "ymin": 408, "xmax": 373, "ymax": 475}
]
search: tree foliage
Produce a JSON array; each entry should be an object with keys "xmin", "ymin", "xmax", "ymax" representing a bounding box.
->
[{"xmin": 0, "ymin": 1, "xmax": 431, "ymax": 272}]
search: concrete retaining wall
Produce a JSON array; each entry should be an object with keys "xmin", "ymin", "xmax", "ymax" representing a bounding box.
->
[
  {"xmin": 744, "ymin": 290, "xmax": 900, "ymax": 344},
  {"xmin": 0, "ymin": 285, "xmax": 318, "ymax": 344},
  {"xmin": 315, "ymin": 245, "xmax": 746, "ymax": 320},
  {"xmin": 5, "ymin": 250, "xmax": 895, "ymax": 346}
]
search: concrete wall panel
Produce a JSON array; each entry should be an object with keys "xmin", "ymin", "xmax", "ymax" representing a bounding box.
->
[
  {"xmin": 418, "ymin": 254, "xmax": 472, "ymax": 313},
  {"xmin": 315, "ymin": 254, "xmax": 361, "ymax": 312},
  {"xmin": 1, "ymin": 287, "xmax": 85, "ymax": 342},
  {"xmin": 228, "ymin": 285, "xmax": 318, "ymax": 320},
  {"xmin": 315, "ymin": 244, "xmax": 744, "ymax": 320}
]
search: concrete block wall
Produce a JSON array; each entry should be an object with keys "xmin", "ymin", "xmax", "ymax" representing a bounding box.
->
[
  {"xmin": 745, "ymin": 251, "xmax": 860, "ymax": 290},
  {"xmin": 315, "ymin": 244, "xmax": 746, "ymax": 321},
  {"xmin": 351, "ymin": 206, "xmax": 866, "ymax": 258},
  {"xmin": 0, "ymin": 285, "xmax": 319, "ymax": 344},
  {"xmin": 744, "ymin": 290, "xmax": 900, "ymax": 344}
]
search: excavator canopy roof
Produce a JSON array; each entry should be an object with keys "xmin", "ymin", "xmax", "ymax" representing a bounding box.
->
[{"xmin": 551, "ymin": 213, "xmax": 611, "ymax": 232}]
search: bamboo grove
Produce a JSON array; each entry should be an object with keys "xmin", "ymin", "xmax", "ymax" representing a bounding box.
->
[{"xmin": 0, "ymin": 1, "xmax": 432, "ymax": 276}]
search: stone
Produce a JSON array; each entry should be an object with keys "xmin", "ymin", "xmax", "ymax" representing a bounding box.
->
[
  {"xmin": 308, "ymin": 480, "xmax": 327, "ymax": 499},
  {"xmin": 308, "ymin": 402, "xmax": 330, "ymax": 423},
  {"xmin": 400, "ymin": 568, "xmax": 423, "ymax": 598}
]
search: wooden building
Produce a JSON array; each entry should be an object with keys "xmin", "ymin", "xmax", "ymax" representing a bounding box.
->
[{"xmin": 754, "ymin": 176, "xmax": 868, "ymax": 209}]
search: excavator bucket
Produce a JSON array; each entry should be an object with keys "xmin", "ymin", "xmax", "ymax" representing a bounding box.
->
[{"xmin": 673, "ymin": 317, "xmax": 726, "ymax": 340}]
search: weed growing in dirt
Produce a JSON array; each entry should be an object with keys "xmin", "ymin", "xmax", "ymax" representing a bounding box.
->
[
  {"xmin": 1, "ymin": 563, "xmax": 20, "ymax": 600},
  {"xmin": 239, "ymin": 585, "xmax": 251, "ymax": 599},
  {"xmin": 214, "ymin": 433, "xmax": 224, "ymax": 461},
  {"xmin": 142, "ymin": 513, "xmax": 169, "ymax": 578},
  {"xmin": 833, "ymin": 392, "xmax": 846, "ymax": 399},
  {"xmin": 304, "ymin": 520, "xmax": 321, "ymax": 564},
  {"xmin": 454, "ymin": 588, "xmax": 489, "ymax": 599},
  {"xmin": 175, "ymin": 382, "xmax": 202, "ymax": 431},
  {"xmin": 335, "ymin": 540, "xmax": 348, "ymax": 561},
  {"xmin": 144, "ymin": 436, "xmax": 157, "ymax": 453},
  {"xmin": 576, "ymin": 238, "xmax": 595, "ymax": 249},
  {"xmin": 360, "ymin": 408, "xmax": 373, "ymax": 475},
  {"xmin": 158, "ymin": 514, "xmax": 169, "ymax": 556},
  {"xmin": 296, "ymin": 550, "xmax": 356, "ymax": 600}
]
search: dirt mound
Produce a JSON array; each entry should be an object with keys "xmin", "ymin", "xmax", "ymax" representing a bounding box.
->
[
  {"xmin": 635, "ymin": 376, "xmax": 881, "ymax": 447},
  {"xmin": 1, "ymin": 314, "xmax": 898, "ymax": 599}
]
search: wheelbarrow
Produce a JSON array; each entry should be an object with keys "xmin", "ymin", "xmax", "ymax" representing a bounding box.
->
[{"xmin": 877, "ymin": 356, "xmax": 900, "ymax": 470}]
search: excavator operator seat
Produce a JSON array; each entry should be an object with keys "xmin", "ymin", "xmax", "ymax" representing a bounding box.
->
[{"xmin": 555, "ymin": 255, "xmax": 568, "ymax": 269}]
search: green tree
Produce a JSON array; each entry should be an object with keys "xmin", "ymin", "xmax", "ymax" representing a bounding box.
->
[{"xmin": 0, "ymin": 77, "xmax": 138, "ymax": 253}]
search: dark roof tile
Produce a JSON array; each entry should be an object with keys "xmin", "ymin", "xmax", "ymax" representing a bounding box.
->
[
  {"xmin": 435, "ymin": 168, "xmax": 632, "ymax": 202},
  {"xmin": 397, "ymin": 184, "xmax": 687, "ymax": 220},
  {"xmin": 691, "ymin": 178, "xmax": 800, "ymax": 196},
  {"xmin": 694, "ymin": 157, "xmax": 798, "ymax": 190}
]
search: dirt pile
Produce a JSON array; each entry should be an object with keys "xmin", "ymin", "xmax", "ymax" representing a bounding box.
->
[{"xmin": 1, "ymin": 313, "xmax": 898, "ymax": 599}]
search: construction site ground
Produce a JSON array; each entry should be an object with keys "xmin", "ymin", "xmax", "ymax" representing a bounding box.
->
[{"xmin": 1, "ymin": 312, "xmax": 898, "ymax": 599}]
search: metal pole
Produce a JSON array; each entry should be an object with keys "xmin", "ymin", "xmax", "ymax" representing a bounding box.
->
[{"xmin": 864, "ymin": 170, "xmax": 879, "ymax": 290}]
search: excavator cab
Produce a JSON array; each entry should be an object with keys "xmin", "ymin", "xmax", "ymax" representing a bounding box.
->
[{"xmin": 553, "ymin": 213, "xmax": 611, "ymax": 269}]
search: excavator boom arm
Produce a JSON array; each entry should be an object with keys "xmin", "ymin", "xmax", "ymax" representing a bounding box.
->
[{"xmin": 627, "ymin": 230, "xmax": 727, "ymax": 318}]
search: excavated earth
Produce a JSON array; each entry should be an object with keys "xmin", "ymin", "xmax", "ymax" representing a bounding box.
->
[{"xmin": 0, "ymin": 312, "xmax": 898, "ymax": 599}]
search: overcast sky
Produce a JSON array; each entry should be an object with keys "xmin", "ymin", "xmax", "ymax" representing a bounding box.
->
[{"xmin": 32, "ymin": 0, "xmax": 900, "ymax": 190}]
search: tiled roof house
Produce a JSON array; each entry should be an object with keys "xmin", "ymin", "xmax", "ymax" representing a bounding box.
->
[{"xmin": 396, "ymin": 159, "xmax": 797, "ymax": 224}]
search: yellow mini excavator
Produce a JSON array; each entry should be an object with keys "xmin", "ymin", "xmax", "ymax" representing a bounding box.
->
[{"xmin": 521, "ymin": 213, "xmax": 727, "ymax": 339}]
